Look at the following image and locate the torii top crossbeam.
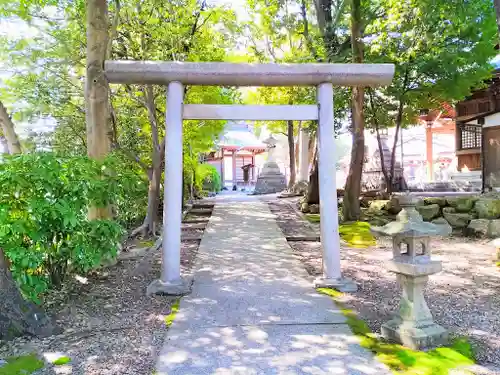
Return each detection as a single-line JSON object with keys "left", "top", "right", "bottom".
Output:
{"left": 104, "top": 60, "right": 394, "bottom": 87}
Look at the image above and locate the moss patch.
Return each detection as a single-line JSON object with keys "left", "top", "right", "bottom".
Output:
{"left": 0, "top": 354, "right": 44, "bottom": 375}
{"left": 164, "top": 299, "right": 180, "bottom": 328}
{"left": 317, "top": 288, "right": 475, "bottom": 374}
{"left": 338, "top": 222, "right": 376, "bottom": 248}
{"left": 139, "top": 239, "right": 156, "bottom": 248}
{"left": 304, "top": 218, "right": 376, "bottom": 248}
{"left": 305, "top": 213, "right": 320, "bottom": 223}
{"left": 51, "top": 356, "right": 71, "bottom": 366}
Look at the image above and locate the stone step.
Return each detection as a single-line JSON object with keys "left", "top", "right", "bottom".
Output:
{"left": 192, "top": 203, "right": 214, "bottom": 209}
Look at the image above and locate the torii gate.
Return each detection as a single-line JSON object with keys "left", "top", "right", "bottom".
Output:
{"left": 105, "top": 61, "right": 394, "bottom": 295}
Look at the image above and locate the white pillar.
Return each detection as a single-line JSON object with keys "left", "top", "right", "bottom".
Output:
{"left": 314, "top": 82, "right": 356, "bottom": 292}
{"left": 232, "top": 151, "right": 237, "bottom": 187}
{"left": 298, "top": 128, "right": 310, "bottom": 181}
{"left": 147, "top": 81, "right": 191, "bottom": 296}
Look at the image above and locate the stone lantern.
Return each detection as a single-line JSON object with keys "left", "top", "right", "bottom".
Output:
{"left": 371, "top": 193, "right": 452, "bottom": 350}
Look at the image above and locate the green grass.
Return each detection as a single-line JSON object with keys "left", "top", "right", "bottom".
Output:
{"left": 164, "top": 299, "right": 180, "bottom": 327}
{"left": 317, "top": 288, "right": 475, "bottom": 374}
{"left": 304, "top": 218, "right": 376, "bottom": 248}
{"left": 0, "top": 354, "right": 44, "bottom": 375}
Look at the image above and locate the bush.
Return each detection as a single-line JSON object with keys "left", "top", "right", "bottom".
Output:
{"left": 196, "top": 164, "right": 221, "bottom": 193}
{"left": 103, "top": 154, "right": 149, "bottom": 228}
{"left": 0, "top": 153, "right": 124, "bottom": 301}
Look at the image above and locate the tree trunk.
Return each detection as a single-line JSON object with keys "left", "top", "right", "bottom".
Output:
{"left": 375, "top": 125, "right": 392, "bottom": 194}
{"left": 141, "top": 163, "right": 161, "bottom": 236}
{"left": 0, "top": 101, "right": 22, "bottom": 154}
{"left": 0, "top": 251, "right": 58, "bottom": 340}
{"left": 308, "top": 135, "right": 316, "bottom": 166}
{"left": 287, "top": 120, "right": 296, "bottom": 189}
{"left": 86, "top": 0, "right": 111, "bottom": 220}
{"left": 306, "top": 141, "right": 319, "bottom": 204}
{"left": 342, "top": 0, "right": 364, "bottom": 222}
{"left": 369, "top": 89, "right": 392, "bottom": 193}
{"left": 389, "top": 120, "right": 403, "bottom": 193}
{"left": 0, "top": 106, "right": 58, "bottom": 339}
{"left": 495, "top": 0, "right": 500, "bottom": 38}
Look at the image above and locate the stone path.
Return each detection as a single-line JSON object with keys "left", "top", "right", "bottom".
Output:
{"left": 156, "top": 196, "right": 390, "bottom": 374}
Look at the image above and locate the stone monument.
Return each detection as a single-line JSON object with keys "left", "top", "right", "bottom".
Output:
{"left": 371, "top": 193, "right": 451, "bottom": 350}
{"left": 253, "top": 135, "right": 286, "bottom": 195}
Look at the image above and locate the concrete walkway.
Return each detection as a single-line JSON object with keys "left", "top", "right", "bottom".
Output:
{"left": 156, "top": 196, "right": 390, "bottom": 374}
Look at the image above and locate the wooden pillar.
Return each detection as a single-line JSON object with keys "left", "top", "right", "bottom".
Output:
{"left": 426, "top": 124, "right": 433, "bottom": 181}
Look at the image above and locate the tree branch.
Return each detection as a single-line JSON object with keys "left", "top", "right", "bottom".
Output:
{"left": 111, "top": 141, "right": 151, "bottom": 176}
{"left": 300, "top": 0, "right": 321, "bottom": 61}
{"left": 145, "top": 85, "right": 160, "bottom": 152}
{"left": 106, "top": 0, "right": 121, "bottom": 60}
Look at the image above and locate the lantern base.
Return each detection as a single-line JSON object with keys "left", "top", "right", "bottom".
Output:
{"left": 381, "top": 318, "right": 448, "bottom": 350}
{"left": 314, "top": 277, "right": 358, "bottom": 292}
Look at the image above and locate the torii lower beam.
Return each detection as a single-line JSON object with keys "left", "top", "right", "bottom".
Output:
{"left": 104, "top": 61, "right": 395, "bottom": 296}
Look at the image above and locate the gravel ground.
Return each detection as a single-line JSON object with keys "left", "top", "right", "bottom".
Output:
{"left": 270, "top": 197, "right": 500, "bottom": 370}
{"left": 0, "top": 209, "right": 210, "bottom": 374}
{"left": 268, "top": 200, "right": 320, "bottom": 238}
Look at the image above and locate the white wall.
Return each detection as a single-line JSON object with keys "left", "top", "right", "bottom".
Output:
{"left": 484, "top": 112, "right": 500, "bottom": 128}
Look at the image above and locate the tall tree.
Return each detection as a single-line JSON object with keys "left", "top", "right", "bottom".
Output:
{"left": 342, "top": 0, "right": 364, "bottom": 221}
{"left": 1, "top": 0, "right": 238, "bottom": 235}
{"left": 112, "top": 0, "right": 237, "bottom": 236}
{"left": 86, "top": 0, "right": 111, "bottom": 219}
{"left": 0, "top": 101, "right": 22, "bottom": 154}
{"left": 244, "top": 0, "right": 318, "bottom": 190}
{"left": 494, "top": 0, "right": 500, "bottom": 38}
{"left": 364, "top": 0, "right": 496, "bottom": 192}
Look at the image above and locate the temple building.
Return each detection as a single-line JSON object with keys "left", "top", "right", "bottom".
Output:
{"left": 203, "top": 121, "right": 267, "bottom": 189}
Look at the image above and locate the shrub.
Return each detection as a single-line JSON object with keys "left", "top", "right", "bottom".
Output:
{"left": 0, "top": 152, "right": 124, "bottom": 301}
{"left": 196, "top": 164, "right": 221, "bottom": 193}
{"left": 103, "top": 154, "right": 149, "bottom": 228}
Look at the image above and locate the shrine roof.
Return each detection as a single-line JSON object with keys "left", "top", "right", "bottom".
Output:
{"left": 216, "top": 121, "right": 267, "bottom": 150}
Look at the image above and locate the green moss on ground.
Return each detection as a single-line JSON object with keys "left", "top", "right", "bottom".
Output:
{"left": 338, "top": 222, "right": 376, "bottom": 248}
{"left": 305, "top": 213, "right": 321, "bottom": 223}
{"left": 305, "top": 218, "right": 376, "bottom": 248}
{"left": 51, "top": 356, "right": 71, "bottom": 366}
{"left": 317, "top": 288, "right": 475, "bottom": 374}
{"left": 139, "top": 239, "right": 156, "bottom": 248}
{"left": 0, "top": 354, "right": 44, "bottom": 375}
{"left": 164, "top": 299, "right": 180, "bottom": 328}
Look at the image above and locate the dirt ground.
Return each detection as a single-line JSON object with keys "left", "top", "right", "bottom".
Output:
{"left": 0, "top": 207, "right": 210, "bottom": 375}
{"left": 270, "top": 197, "right": 500, "bottom": 370}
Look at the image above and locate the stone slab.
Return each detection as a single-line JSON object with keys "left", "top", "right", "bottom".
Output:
{"left": 157, "top": 324, "right": 389, "bottom": 375}
{"left": 105, "top": 60, "right": 395, "bottom": 87}
{"left": 156, "top": 198, "right": 390, "bottom": 374}
{"left": 381, "top": 319, "right": 448, "bottom": 350}
{"left": 174, "top": 282, "right": 346, "bottom": 329}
